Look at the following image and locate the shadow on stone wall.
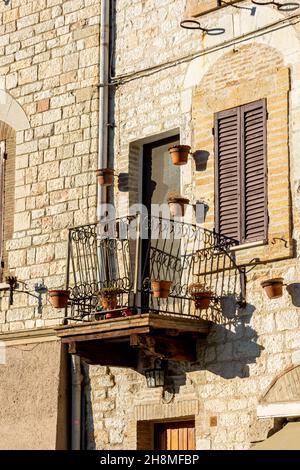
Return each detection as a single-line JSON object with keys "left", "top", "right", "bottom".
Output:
{"left": 196, "top": 302, "right": 262, "bottom": 380}
{"left": 118, "top": 172, "right": 129, "bottom": 192}
{"left": 193, "top": 150, "right": 210, "bottom": 171}
{"left": 161, "top": 302, "right": 262, "bottom": 393}
{"left": 286, "top": 283, "right": 300, "bottom": 307}
{"left": 200, "top": 326, "right": 262, "bottom": 379}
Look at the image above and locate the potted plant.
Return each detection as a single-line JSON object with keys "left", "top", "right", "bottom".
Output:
{"left": 151, "top": 280, "right": 172, "bottom": 299}
{"left": 168, "top": 144, "right": 191, "bottom": 166}
{"left": 188, "top": 282, "right": 213, "bottom": 310}
{"left": 96, "top": 168, "right": 114, "bottom": 186}
{"left": 121, "top": 307, "right": 134, "bottom": 317}
{"left": 48, "top": 289, "right": 70, "bottom": 308}
{"left": 167, "top": 192, "right": 190, "bottom": 217}
{"left": 261, "top": 277, "right": 284, "bottom": 299}
{"left": 98, "top": 287, "right": 123, "bottom": 318}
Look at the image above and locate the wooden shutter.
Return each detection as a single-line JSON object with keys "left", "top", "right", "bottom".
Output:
{"left": 241, "top": 99, "right": 267, "bottom": 243}
{"left": 215, "top": 100, "right": 267, "bottom": 244}
{"left": 215, "top": 107, "right": 240, "bottom": 241}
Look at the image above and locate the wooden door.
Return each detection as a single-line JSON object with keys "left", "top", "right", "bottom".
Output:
{"left": 154, "top": 421, "right": 195, "bottom": 450}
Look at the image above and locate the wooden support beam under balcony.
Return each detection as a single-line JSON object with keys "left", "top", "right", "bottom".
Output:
{"left": 55, "top": 313, "right": 211, "bottom": 366}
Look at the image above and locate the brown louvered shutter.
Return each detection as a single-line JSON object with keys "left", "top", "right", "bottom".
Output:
{"left": 215, "top": 107, "right": 241, "bottom": 241}
{"left": 241, "top": 99, "right": 267, "bottom": 243}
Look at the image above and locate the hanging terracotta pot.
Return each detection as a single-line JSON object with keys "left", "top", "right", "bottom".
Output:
{"left": 151, "top": 280, "right": 172, "bottom": 299}
{"left": 167, "top": 194, "right": 190, "bottom": 217}
{"left": 261, "top": 278, "right": 284, "bottom": 299}
{"left": 48, "top": 289, "right": 70, "bottom": 308}
{"left": 96, "top": 168, "right": 114, "bottom": 186}
{"left": 188, "top": 283, "right": 213, "bottom": 310}
{"left": 168, "top": 144, "right": 191, "bottom": 166}
{"left": 191, "top": 292, "right": 212, "bottom": 310}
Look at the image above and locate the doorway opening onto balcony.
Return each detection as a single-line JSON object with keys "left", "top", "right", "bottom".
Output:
{"left": 141, "top": 134, "right": 180, "bottom": 214}
{"left": 140, "top": 134, "right": 180, "bottom": 313}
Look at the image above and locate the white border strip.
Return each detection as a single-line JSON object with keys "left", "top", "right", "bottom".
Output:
{"left": 257, "top": 402, "right": 300, "bottom": 419}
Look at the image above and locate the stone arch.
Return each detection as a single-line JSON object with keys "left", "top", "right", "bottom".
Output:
{"left": 260, "top": 364, "right": 300, "bottom": 404}
{"left": 182, "top": 6, "right": 300, "bottom": 111}
{"left": 199, "top": 42, "right": 283, "bottom": 95}
{"left": 0, "top": 89, "right": 29, "bottom": 131}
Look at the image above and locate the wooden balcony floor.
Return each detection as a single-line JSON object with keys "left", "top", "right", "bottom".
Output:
{"left": 55, "top": 313, "right": 211, "bottom": 367}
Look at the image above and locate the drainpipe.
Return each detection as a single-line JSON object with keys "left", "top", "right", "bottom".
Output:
{"left": 71, "top": 355, "right": 82, "bottom": 450}
{"left": 98, "top": 0, "right": 110, "bottom": 214}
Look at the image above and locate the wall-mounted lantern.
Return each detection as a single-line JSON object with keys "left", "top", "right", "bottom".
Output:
{"left": 4, "top": 276, "right": 48, "bottom": 314}
{"left": 145, "top": 359, "right": 165, "bottom": 388}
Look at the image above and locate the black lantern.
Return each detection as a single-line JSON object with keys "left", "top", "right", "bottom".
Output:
{"left": 145, "top": 360, "right": 165, "bottom": 388}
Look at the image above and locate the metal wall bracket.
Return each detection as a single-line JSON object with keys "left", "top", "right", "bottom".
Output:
{"left": 5, "top": 276, "right": 48, "bottom": 314}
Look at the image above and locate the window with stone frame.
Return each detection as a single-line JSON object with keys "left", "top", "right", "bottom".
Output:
{"left": 214, "top": 99, "right": 268, "bottom": 244}
{"left": 0, "top": 122, "right": 16, "bottom": 281}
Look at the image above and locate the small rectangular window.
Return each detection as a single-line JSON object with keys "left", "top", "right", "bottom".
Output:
{"left": 214, "top": 99, "right": 268, "bottom": 244}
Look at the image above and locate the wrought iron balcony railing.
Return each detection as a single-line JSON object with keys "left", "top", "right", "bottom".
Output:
{"left": 65, "top": 215, "right": 245, "bottom": 324}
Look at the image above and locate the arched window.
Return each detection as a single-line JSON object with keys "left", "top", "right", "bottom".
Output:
{"left": 0, "top": 121, "right": 15, "bottom": 281}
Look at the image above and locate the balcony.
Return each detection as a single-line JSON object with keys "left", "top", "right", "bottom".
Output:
{"left": 55, "top": 215, "right": 245, "bottom": 366}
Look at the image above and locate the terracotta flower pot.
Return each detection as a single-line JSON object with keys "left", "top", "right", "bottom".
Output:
{"left": 96, "top": 168, "right": 114, "bottom": 186}
{"left": 169, "top": 145, "right": 191, "bottom": 166}
{"left": 122, "top": 308, "right": 133, "bottom": 317}
{"left": 100, "top": 294, "right": 118, "bottom": 311}
{"left": 261, "top": 278, "right": 284, "bottom": 299}
{"left": 191, "top": 291, "right": 212, "bottom": 310}
{"left": 105, "top": 311, "right": 121, "bottom": 319}
{"left": 48, "top": 289, "right": 70, "bottom": 308}
{"left": 168, "top": 197, "right": 190, "bottom": 217}
{"left": 102, "top": 295, "right": 121, "bottom": 319}
{"left": 151, "top": 280, "right": 172, "bottom": 299}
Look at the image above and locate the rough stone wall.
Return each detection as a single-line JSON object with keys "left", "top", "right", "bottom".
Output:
{"left": 84, "top": 1, "right": 300, "bottom": 451}
{"left": 0, "top": 0, "right": 101, "bottom": 331}
{"left": 1, "top": 0, "right": 300, "bottom": 451}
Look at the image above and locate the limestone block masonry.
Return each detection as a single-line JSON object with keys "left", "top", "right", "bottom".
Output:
{"left": 0, "top": 0, "right": 300, "bottom": 451}
{"left": 0, "top": 0, "right": 100, "bottom": 331}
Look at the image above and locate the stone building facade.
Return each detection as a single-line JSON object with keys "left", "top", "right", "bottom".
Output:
{"left": 1, "top": 0, "right": 300, "bottom": 450}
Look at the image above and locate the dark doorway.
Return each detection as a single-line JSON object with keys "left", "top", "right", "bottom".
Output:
{"left": 141, "top": 135, "right": 180, "bottom": 312}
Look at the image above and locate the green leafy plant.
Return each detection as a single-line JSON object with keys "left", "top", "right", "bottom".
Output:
{"left": 167, "top": 191, "right": 189, "bottom": 202}
{"left": 188, "top": 282, "right": 208, "bottom": 294}
{"left": 98, "top": 287, "right": 123, "bottom": 296}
